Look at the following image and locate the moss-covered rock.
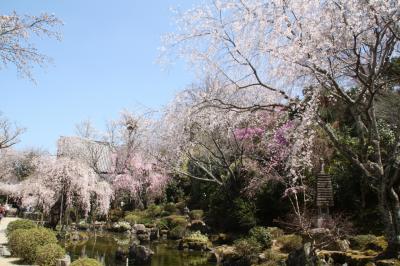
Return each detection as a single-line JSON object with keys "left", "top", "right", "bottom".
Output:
{"left": 179, "top": 231, "right": 211, "bottom": 251}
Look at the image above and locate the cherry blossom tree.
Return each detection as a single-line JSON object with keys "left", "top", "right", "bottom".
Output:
{"left": 108, "top": 111, "right": 170, "bottom": 209}
{"left": 0, "top": 11, "right": 61, "bottom": 80}
{"left": 0, "top": 114, "right": 25, "bottom": 150}
{"left": 164, "top": 0, "right": 400, "bottom": 252}
{"left": 15, "top": 156, "right": 112, "bottom": 226}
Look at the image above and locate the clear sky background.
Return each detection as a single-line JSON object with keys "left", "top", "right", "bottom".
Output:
{"left": 1, "top": 0, "right": 197, "bottom": 153}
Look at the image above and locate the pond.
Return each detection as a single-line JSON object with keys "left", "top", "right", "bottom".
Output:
{"left": 62, "top": 232, "right": 216, "bottom": 266}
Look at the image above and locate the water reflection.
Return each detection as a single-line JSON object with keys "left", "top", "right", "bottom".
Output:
{"left": 63, "top": 232, "right": 215, "bottom": 266}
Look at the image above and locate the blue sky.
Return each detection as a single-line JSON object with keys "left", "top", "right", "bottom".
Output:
{"left": 1, "top": 0, "right": 197, "bottom": 153}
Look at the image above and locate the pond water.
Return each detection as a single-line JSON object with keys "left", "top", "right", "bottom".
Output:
{"left": 62, "top": 232, "right": 215, "bottom": 266}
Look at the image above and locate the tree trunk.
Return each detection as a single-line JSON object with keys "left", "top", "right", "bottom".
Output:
{"left": 379, "top": 167, "right": 400, "bottom": 257}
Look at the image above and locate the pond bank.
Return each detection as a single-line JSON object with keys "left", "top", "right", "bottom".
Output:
{"left": 62, "top": 231, "right": 214, "bottom": 266}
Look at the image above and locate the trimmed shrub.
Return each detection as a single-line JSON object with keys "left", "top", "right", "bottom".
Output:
{"left": 147, "top": 204, "right": 162, "bottom": 217}
{"left": 350, "top": 235, "right": 388, "bottom": 251}
{"left": 163, "top": 202, "right": 178, "bottom": 214}
{"left": 277, "top": 234, "right": 303, "bottom": 253}
{"left": 160, "top": 211, "right": 170, "bottom": 217}
{"left": 169, "top": 225, "right": 186, "bottom": 239}
{"left": 70, "top": 258, "right": 102, "bottom": 266}
{"left": 162, "top": 215, "right": 188, "bottom": 228}
{"left": 8, "top": 227, "right": 58, "bottom": 263}
{"left": 249, "top": 226, "right": 272, "bottom": 249}
{"left": 124, "top": 214, "right": 140, "bottom": 225}
{"left": 124, "top": 211, "right": 152, "bottom": 225}
{"left": 189, "top": 210, "right": 204, "bottom": 220}
{"left": 35, "top": 243, "right": 65, "bottom": 266}
{"left": 6, "top": 219, "right": 36, "bottom": 236}
{"left": 233, "top": 238, "right": 262, "bottom": 265}
{"left": 180, "top": 231, "right": 210, "bottom": 251}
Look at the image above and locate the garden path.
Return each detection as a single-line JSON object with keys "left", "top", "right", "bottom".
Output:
{"left": 0, "top": 217, "right": 28, "bottom": 266}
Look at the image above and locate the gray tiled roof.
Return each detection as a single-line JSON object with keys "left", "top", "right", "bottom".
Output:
{"left": 57, "top": 136, "right": 113, "bottom": 174}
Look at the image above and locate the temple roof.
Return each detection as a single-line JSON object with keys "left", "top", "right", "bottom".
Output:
{"left": 57, "top": 136, "right": 113, "bottom": 174}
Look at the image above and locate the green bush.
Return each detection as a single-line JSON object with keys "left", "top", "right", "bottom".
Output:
{"left": 160, "top": 210, "right": 171, "bottom": 217}
{"left": 233, "top": 238, "right": 262, "bottom": 265}
{"left": 163, "top": 203, "right": 177, "bottom": 214}
{"left": 169, "top": 225, "right": 186, "bottom": 239}
{"left": 232, "top": 198, "right": 257, "bottom": 230}
{"left": 35, "top": 243, "right": 65, "bottom": 266}
{"left": 155, "top": 219, "right": 169, "bottom": 230}
{"left": 124, "top": 210, "right": 153, "bottom": 225}
{"left": 162, "top": 215, "right": 188, "bottom": 228}
{"left": 6, "top": 219, "right": 36, "bottom": 236}
{"left": 147, "top": 204, "right": 162, "bottom": 217}
{"left": 189, "top": 209, "right": 204, "bottom": 220}
{"left": 180, "top": 231, "right": 210, "bottom": 251}
{"left": 8, "top": 227, "right": 58, "bottom": 263}
{"left": 70, "top": 258, "right": 102, "bottom": 266}
{"left": 249, "top": 226, "right": 272, "bottom": 248}
{"left": 350, "top": 235, "right": 388, "bottom": 251}
{"left": 277, "top": 234, "right": 303, "bottom": 253}
{"left": 124, "top": 214, "right": 140, "bottom": 225}
{"left": 175, "top": 201, "right": 186, "bottom": 213}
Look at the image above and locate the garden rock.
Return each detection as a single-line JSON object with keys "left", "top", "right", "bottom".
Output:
{"left": 129, "top": 243, "right": 154, "bottom": 264}
{"left": 133, "top": 224, "right": 146, "bottom": 233}
{"left": 286, "top": 242, "right": 314, "bottom": 266}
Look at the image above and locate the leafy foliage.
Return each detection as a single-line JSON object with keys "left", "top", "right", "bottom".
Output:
{"left": 6, "top": 219, "right": 36, "bottom": 237}
{"left": 8, "top": 227, "right": 58, "bottom": 263}
{"left": 70, "top": 258, "right": 102, "bottom": 266}
{"left": 35, "top": 243, "right": 65, "bottom": 266}
{"left": 248, "top": 226, "right": 272, "bottom": 249}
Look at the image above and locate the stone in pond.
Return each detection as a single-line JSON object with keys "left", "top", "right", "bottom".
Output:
{"left": 129, "top": 243, "right": 154, "bottom": 264}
